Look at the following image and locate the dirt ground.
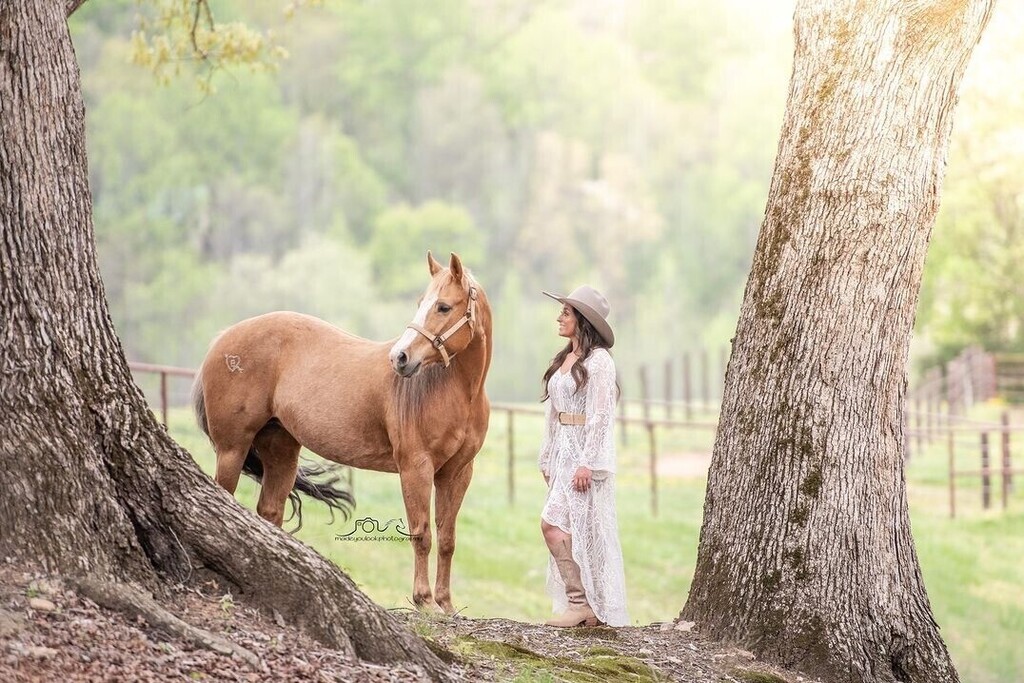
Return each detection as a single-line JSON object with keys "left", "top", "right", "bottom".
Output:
{"left": 0, "top": 564, "right": 817, "bottom": 682}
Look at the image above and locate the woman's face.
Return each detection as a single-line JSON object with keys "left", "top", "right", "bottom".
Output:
{"left": 557, "top": 305, "right": 577, "bottom": 340}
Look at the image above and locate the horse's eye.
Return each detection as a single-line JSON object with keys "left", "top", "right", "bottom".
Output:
{"left": 437, "top": 303, "right": 452, "bottom": 314}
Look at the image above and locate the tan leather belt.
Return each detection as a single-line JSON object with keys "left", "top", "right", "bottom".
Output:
{"left": 557, "top": 412, "right": 586, "bottom": 426}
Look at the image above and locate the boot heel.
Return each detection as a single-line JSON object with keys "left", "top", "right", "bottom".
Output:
{"left": 581, "top": 616, "right": 599, "bottom": 627}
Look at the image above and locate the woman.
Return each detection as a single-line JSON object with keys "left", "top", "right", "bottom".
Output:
{"left": 538, "top": 285, "right": 629, "bottom": 628}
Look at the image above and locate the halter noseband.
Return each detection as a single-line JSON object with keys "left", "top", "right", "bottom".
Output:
{"left": 405, "top": 286, "right": 478, "bottom": 368}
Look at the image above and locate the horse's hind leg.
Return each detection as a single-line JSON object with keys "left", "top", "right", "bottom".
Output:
{"left": 253, "top": 424, "right": 301, "bottom": 528}
{"left": 214, "top": 443, "right": 251, "bottom": 495}
{"left": 433, "top": 455, "right": 475, "bottom": 614}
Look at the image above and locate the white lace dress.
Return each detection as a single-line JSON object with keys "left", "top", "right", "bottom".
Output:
{"left": 538, "top": 347, "right": 629, "bottom": 626}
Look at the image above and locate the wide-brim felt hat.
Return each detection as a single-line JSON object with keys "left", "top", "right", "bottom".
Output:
{"left": 542, "top": 284, "right": 615, "bottom": 348}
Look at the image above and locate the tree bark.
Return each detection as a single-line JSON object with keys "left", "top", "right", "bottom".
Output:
{"left": 680, "top": 2, "right": 993, "bottom": 682}
{"left": 0, "top": 2, "right": 446, "bottom": 678}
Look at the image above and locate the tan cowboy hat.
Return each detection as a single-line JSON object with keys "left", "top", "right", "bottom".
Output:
{"left": 542, "top": 285, "right": 615, "bottom": 348}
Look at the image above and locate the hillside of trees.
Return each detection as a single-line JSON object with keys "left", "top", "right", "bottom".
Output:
{"left": 69, "top": 0, "right": 1024, "bottom": 399}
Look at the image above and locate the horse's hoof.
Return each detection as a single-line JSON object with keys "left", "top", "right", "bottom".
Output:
{"left": 413, "top": 598, "right": 443, "bottom": 614}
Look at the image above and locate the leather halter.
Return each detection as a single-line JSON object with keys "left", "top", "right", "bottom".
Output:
{"left": 406, "top": 286, "right": 478, "bottom": 368}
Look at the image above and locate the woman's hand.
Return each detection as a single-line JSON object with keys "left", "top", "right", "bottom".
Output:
{"left": 573, "top": 466, "right": 592, "bottom": 492}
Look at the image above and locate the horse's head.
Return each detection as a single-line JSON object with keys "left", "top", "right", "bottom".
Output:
{"left": 389, "top": 251, "right": 480, "bottom": 377}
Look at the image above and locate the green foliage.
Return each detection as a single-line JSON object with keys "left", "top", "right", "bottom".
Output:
{"left": 369, "top": 202, "right": 483, "bottom": 297}
{"left": 329, "top": 0, "right": 469, "bottom": 191}
{"left": 129, "top": 0, "right": 290, "bottom": 90}
{"left": 69, "top": 0, "right": 795, "bottom": 394}
{"left": 71, "top": 0, "right": 1024, "bottom": 397}
{"left": 625, "top": 0, "right": 734, "bottom": 103}
{"left": 480, "top": 6, "right": 626, "bottom": 138}
{"left": 917, "top": 3, "right": 1024, "bottom": 365}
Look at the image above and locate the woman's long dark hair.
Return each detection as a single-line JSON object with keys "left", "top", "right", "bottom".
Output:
{"left": 541, "top": 308, "right": 619, "bottom": 401}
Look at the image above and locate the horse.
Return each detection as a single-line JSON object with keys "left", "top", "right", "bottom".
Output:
{"left": 191, "top": 251, "right": 492, "bottom": 613}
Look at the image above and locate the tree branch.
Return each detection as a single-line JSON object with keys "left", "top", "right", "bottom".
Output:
{"left": 190, "top": 0, "right": 215, "bottom": 59}
{"left": 66, "top": 0, "right": 90, "bottom": 18}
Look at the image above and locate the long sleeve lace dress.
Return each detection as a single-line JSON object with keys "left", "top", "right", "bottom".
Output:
{"left": 538, "top": 347, "right": 629, "bottom": 626}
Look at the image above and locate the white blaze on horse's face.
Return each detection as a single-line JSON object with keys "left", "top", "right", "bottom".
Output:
{"left": 389, "top": 289, "right": 439, "bottom": 377}
{"left": 391, "top": 252, "right": 477, "bottom": 377}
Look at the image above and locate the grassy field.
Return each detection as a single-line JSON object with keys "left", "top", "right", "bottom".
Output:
{"left": 166, "top": 401, "right": 1023, "bottom": 683}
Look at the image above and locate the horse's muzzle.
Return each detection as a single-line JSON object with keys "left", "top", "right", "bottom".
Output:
{"left": 394, "top": 359, "right": 421, "bottom": 378}
{"left": 390, "top": 348, "right": 420, "bottom": 377}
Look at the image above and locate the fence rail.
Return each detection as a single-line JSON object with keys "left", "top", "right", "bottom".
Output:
{"left": 130, "top": 344, "right": 1024, "bottom": 520}
{"left": 130, "top": 362, "right": 720, "bottom": 517}
{"left": 944, "top": 421, "right": 1023, "bottom": 518}
{"left": 131, "top": 362, "right": 195, "bottom": 426}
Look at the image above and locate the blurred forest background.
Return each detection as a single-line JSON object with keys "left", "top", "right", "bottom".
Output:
{"left": 68, "top": 0, "right": 1024, "bottom": 401}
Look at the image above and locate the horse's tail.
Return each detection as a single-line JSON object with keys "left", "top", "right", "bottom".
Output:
{"left": 191, "top": 367, "right": 210, "bottom": 438}
{"left": 240, "top": 447, "right": 355, "bottom": 533}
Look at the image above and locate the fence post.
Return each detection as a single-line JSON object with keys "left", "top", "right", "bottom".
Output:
{"left": 925, "top": 380, "right": 934, "bottom": 443}
{"left": 986, "top": 351, "right": 998, "bottom": 401}
{"left": 160, "top": 371, "right": 169, "bottom": 426}
{"left": 508, "top": 409, "right": 515, "bottom": 506}
{"left": 903, "top": 406, "right": 911, "bottom": 462}
{"left": 948, "top": 427, "right": 955, "bottom": 519}
{"left": 963, "top": 350, "right": 975, "bottom": 411}
{"left": 700, "top": 348, "right": 710, "bottom": 413}
{"left": 682, "top": 353, "right": 693, "bottom": 421}
{"left": 639, "top": 365, "right": 658, "bottom": 516}
{"left": 946, "top": 359, "right": 958, "bottom": 417}
{"left": 914, "top": 397, "right": 923, "bottom": 454}
{"left": 981, "top": 432, "right": 991, "bottom": 510}
{"left": 940, "top": 365, "right": 950, "bottom": 432}
{"left": 1001, "top": 412, "right": 1011, "bottom": 508}
{"left": 664, "top": 359, "right": 673, "bottom": 420}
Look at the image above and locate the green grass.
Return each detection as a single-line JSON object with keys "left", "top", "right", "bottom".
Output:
{"left": 905, "top": 400, "right": 1024, "bottom": 683}
{"left": 166, "top": 401, "right": 1024, "bottom": 683}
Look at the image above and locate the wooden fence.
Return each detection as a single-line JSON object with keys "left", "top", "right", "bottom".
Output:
{"left": 902, "top": 412, "right": 1024, "bottom": 518}
{"left": 129, "top": 361, "right": 196, "bottom": 426}
{"left": 905, "top": 346, "right": 1024, "bottom": 516}
{"left": 993, "top": 354, "right": 1024, "bottom": 403}
{"left": 129, "top": 362, "right": 720, "bottom": 518}
{"left": 623, "top": 348, "right": 729, "bottom": 421}
{"left": 131, "top": 343, "right": 1024, "bottom": 521}
{"left": 489, "top": 401, "right": 717, "bottom": 516}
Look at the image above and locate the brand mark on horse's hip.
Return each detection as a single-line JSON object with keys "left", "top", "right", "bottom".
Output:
{"left": 224, "top": 354, "right": 244, "bottom": 373}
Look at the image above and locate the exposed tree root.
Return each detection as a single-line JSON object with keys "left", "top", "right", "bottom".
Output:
{"left": 73, "top": 577, "right": 263, "bottom": 671}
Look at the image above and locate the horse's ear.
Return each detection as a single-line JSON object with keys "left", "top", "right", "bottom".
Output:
{"left": 427, "top": 251, "right": 444, "bottom": 276}
{"left": 449, "top": 253, "right": 464, "bottom": 282}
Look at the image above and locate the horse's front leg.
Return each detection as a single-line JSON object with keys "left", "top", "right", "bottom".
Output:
{"left": 398, "top": 454, "right": 439, "bottom": 611}
{"left": 433, "top": 456, "right": 474, "bottom": 614}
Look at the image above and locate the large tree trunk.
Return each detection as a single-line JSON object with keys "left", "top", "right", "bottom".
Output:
{"left": 0, "top": 2, "right": 445, "bottom": 678}
{"left": 680, "top": 2, "right": 993, "bottom": 682}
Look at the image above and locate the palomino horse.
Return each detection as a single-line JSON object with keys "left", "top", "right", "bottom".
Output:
{"left": 191, "top": 252, "right": 492, "bottom": 612}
